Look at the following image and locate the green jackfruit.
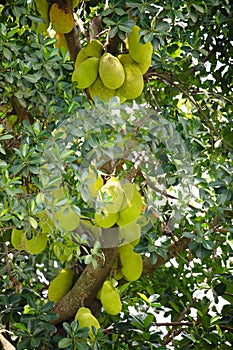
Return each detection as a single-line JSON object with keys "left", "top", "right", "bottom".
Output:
{"left": 48, "top": 267, "right": 74, "bottom": 303}
{"left": 95, "top": 211, "right": 118, "bottom": 229}
{"left": 118, "top": 52, "right": 151, "bottom": 76}
{"left": 100, "top": 280, "right": 122, "bottom": 315}
{"left": 118, "top": 243, "right": 142, "bottom": 281}
{"left": 75, "top": 307, "right": 100, "bottom": 341}
{"left": 99, "top": 53, "right": 125, "bottom": 89}
{"left": 11, "top": 228, "right": 26, "bottom": 250}
{"left": 85, "top": 39, "right": 103, "bottom": 58}
{"left": 25, "top": 232, "right": 47, "bottom": 254}
{"left": 89, "top": 76, "right": 116, "bottom": 102}
{"left": 75, "top": 48, "right": 89, "bottom": 68}
{"left": 54, "top": 205, "right": 80, "bottom": 232}
{"left": 117, "top": 183, "right": 143, "bottom": 226}
{"left": 119, "top": 220, "right": 141, "bottom": 246}
{"left": 117, "top": 63, "right": 144, "bottom": 100}
{"left": 49, "top": 3, "right": 74, "bottom": 34}
{"left": 127, "top": 25, "right": 153, "bottom": 64}
{"left": 72, "top": 57, "right": 99, "bottom": 89}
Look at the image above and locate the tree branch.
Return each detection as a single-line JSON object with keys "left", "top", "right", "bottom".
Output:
{"left": 51, "top": 247, "right": 118, "bottom": 325}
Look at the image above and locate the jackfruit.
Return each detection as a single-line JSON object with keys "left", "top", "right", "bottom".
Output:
{"left": 54, "top": 32, "right": 68, "bottom": 51}
{"left": 127, "top": 25, "right": 153, "bottom": 64}
{"left": 75, "top": 307, "right": 100, "bottom": 341}
{"left": 95, "top": 211, "right": 118, "bottom": 229}
{"left": 25, "top": 232, "right": 47, "bottom": 254}
{"left": 89, "top": 77, "right": 116, "bottom": 102}
{"left": 11, "top": 228, "right": 26, "bottom": 250}
{"left": 36, "top": 210, "right": 54, "bottom": 234}
{"left": 54, "top": 205, "right": 80, "bottom": 231}
{"left": 97, "top": 177, "right": 124, "bottom": 213}
{"left": 48, "top": 267, "right": 74, "bottom": 303}
{"left": 118, "top": 243, "right": 142, "bottom": 281}
{"left": 87, "top": 167, "right": 104, "bottom": 197}
{"left": 118, "top": 53, "right": 134, "bottom": 66}
{"left": 100, "top": 280, "right": 122, "bottom": 315}
{"left": 136, "top": 59, "right": 151, "bottom": 74}
{"left": 117, "top": 63, "right": 144, "bottom": 100}
{"left": 119, "top": 220, "right": 141, "bottom": 246}
{"left": 33, "top": 0, "right": 49, "bottom": 34}
{"left": 85, "top": 39, "right": 103, "bottom": 58}
{"left": 75, "top": 48, "right": 89, "bottom": 68}
{"left": 49, "top": 3, "right": 74, "bottom": 34}
{"left": 117, "top": 183, "right": 143, "bottom": 226}
{"left": 99, "top": 53, "right": 125, "bottom": 89}
{"left": 72, "top": 57, "right": 99, "bottom": 89}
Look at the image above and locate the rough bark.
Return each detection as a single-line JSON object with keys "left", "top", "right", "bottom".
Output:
{"left": 51, "top": 246, "right": 118, "bottom": 325}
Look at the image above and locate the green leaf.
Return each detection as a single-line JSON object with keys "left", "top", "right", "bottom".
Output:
{"left": 58, "top": 338, "right": 73, "bottom": 348}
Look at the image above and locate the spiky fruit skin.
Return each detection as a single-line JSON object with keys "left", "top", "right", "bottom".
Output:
{"left": 127, "top": 25, "right": 153, "bottom": 64}
{"left": 118, "top": 243, "right": 142, "bottom": 281}
{"left": 75, "top": 307, "right": 100, "bottom": 341}
{"left": 49, "top": 3, "right": 74, "bottom": 34}
{"left": 117, "top": 183, "right": 143, "bottom": 226}
{"left": 117, "top": 63, "right": 144, "bottom": 100}
{"left": 25, "top": 232, "right": 47, "bottom": 254}
{"left": 99, "top": 53, "right": 125, "bottom": 89}
{"left": 119, "top": 220, "right": 141, "bottom": 246}
{"left": 11, "top": 229, "right": 26, "bottom": 250}
{"left": 89, "top": 76, "right": 116, "bottom": 102}
{"left": 48, "top": 268, "right": 74, "bottom": 303}
{"left": 72, "top": 57, "right": 99, "bottom": 89}
{"left": 100, "top": 281, "right": 122, "bottom": 315}
{"left": 54, "top": 206, "right": 80, "bottom": 231}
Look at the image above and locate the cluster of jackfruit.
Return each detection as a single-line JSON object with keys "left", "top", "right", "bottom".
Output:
{"left": 72, "top": 25, "right": 153, "bottom": 102}
{"left": 11, "top": 210, "right": 53, "bottom": 255}
{"left": 94, "top": 176, "right": 143, "bottom": 229}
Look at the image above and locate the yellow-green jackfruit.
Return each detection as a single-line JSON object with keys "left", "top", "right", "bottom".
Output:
{"left": 118, "top": 243, "right": 142, "bottom": 281}
{"left": 127, "top": 25, "right": 153, "bottom": 64}
{"left": 117, "top": 63, "right": 144, "bottom": 100}
{"left": 100, "top": 280, "right": 122, "bottom": 315}
{"left": 89, "top": 76, "right": 116, "bottom": 102}
{"left": 48, "top": 267, "right": 74, "bottom": 303}
{"left": 75, "top": 307, "right": 100, "bottom": 341}
{"left": 99, "top": 53, "right": 125, "bottom": 89}
{"left": 85, "top": 39, "right": 103, "bottom": 58}
{"left": 72, "top": 57, "right": 99, "bottom": 89}
{"left": 117, "top": 183, "right": 143, "bottom": 226}
{"left": 49, "top": 3, "right": 74, "bottom": 34}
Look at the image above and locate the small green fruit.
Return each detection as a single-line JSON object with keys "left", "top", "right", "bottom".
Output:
{"left": 118, "top": 243, "right": 142, "bottom": 281}
{"left": 72, "top": 57, "right": 99, "bottom": 89}
{"left": 100, "top": 280, "right": 122, "bottom": 315}
{"left": 75, "top": 307, "right": 100, "bottom": 341}
{"left": 99, "top": 53, "right": 125, "bottom": 89}
{"left": 48, "top": 267, "right": 74, "bottom": 303}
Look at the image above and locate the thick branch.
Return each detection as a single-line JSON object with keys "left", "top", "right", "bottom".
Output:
{"left": 51, "top": 247, "right": 118, "bottom": 325}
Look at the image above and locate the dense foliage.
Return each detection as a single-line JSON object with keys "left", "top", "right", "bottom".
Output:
{"left": 0, "top": 0, "right": 232, "bottom": 349}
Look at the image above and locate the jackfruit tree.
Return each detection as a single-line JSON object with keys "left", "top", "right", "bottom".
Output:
{"left": 0, "top": 1, "right": 233, "bottom": 349}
